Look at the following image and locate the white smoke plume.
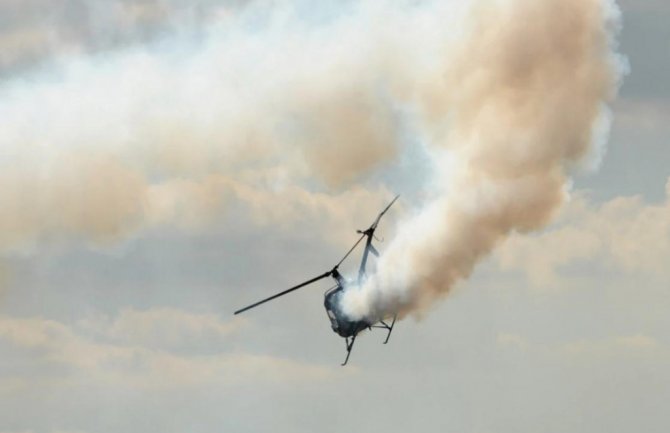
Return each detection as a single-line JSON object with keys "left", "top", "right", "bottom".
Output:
{"left": 341, "top": 0, "right": 626, "bottom": 321}
{"left": 0, "top": 0, "right": 624, "bottom": 318}
{"left": 0, "top": 0, "right": 415, "bottom": 250}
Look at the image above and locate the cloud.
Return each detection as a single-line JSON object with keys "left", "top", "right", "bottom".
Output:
{"left": 496, "top": 177, "right": 670, "bottom": 287}
{"left": 0, "top": 311, "right": 339, "bottom": 391}
{"left": 614, "top": 98, "right": 670, "bottom": 132}
{"left": 497, "top": 332, "right": 667, "bottom": 362}
{"left": 0, "top": 154, "right": 148, "bottom": 248}
{"left": 79, "top": 307, "right": 245, "bottom": 350}
{"left": 0, "top": 0, "right": 244, "bottom": 76}
{"left": 497, "top": 333, "right": 530, "bottom": 351}
{"left": 569, "top": 335, "right": 664, "bottom": 362}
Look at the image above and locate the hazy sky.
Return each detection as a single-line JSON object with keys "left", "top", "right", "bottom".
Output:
{"left": 0, "top": 1, "right": 668, "bottom": 433}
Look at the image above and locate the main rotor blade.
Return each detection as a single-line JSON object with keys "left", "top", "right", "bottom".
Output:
{"left": 234, "top": 271, "right": 332, "bottom": 315}
{"left": 371, "top": 195, "right": 399, "bottom": 230}
{"left": 336, "top": 233, "right": 366, "bottom": 268}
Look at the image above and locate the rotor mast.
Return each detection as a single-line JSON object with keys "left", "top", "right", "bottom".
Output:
{"left": 357, "top": 195, "right": 398, "bottom": 283}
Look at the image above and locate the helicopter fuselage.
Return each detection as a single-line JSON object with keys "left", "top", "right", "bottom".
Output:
{"left": 324, "top": 285, "right": 371, "bottom": 338}
{"left": 233, "top": 194, "right": 400, "bottom": 365}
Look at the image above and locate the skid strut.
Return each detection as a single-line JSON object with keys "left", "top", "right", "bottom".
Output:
{"left": 383, "top": 314, "right": 397, "bottom": 344}
{"left": 342, "top": 334, "right": 357, "bottom": 366}
{"left": 372, "top": 314, "right": 397, "bottom": 344}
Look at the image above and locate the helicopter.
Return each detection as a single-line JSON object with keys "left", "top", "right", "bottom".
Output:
{"left": 234, "top": 195, "right": 400, "bottom": 365}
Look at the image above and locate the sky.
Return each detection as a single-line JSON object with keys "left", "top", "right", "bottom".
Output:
{"left": 0, "top": 1, "right": 669, "bottom": 433}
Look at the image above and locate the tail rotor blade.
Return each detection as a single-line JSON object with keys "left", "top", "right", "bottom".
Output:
{"left": 234, "top": 271, "right": 332, "bottom": 315}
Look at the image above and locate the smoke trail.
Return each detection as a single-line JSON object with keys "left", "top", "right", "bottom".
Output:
{"left": 0, "top": 0, "right": 624, "bottom": 319}
{"left": 0, "top": 0, "right": 451, "bottom": 251}
{"left": 0, "top": 1, "right": 414, "bottom": 250}
{"left": 341, "top": 0, "right": 626, "bottom": 321}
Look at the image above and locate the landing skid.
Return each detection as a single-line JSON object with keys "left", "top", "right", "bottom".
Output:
{"left": 371, "top": 314, "right": 397, "bottom": 344}
{"left": 341, "top": 315, "right": 397, "bottom": 366}
{"left": 342, "top": 334, "right": 357, "bottom": 366}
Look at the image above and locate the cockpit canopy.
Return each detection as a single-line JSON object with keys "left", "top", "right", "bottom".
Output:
{"left": 324, "top": 285, "right": 370, "bottom": 338}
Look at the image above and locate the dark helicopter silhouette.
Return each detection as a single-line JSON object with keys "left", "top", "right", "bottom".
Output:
{"left": 234, "top": 195, "right": 399, "bottom": 365}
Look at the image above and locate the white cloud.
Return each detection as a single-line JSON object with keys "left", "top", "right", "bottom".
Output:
{"left": 558, "top": 334, "right": 665, "bottom": 365}
{"left": 496, "top": 333, "right": 530, "bottom": 351}
{"left": 0, "top": 311, "right": 340, "bottom": 391}
{"left": 614, "top": 98, "right": 670, "bottom": 132}
{"left": 497, "top": 332, "right": 667, "bottom": 361}
{"left": 496, "top": 177, "right": 670, "bottom": 287}
{"left": 76, "top": 306, "right": 246, "bottom": 350}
